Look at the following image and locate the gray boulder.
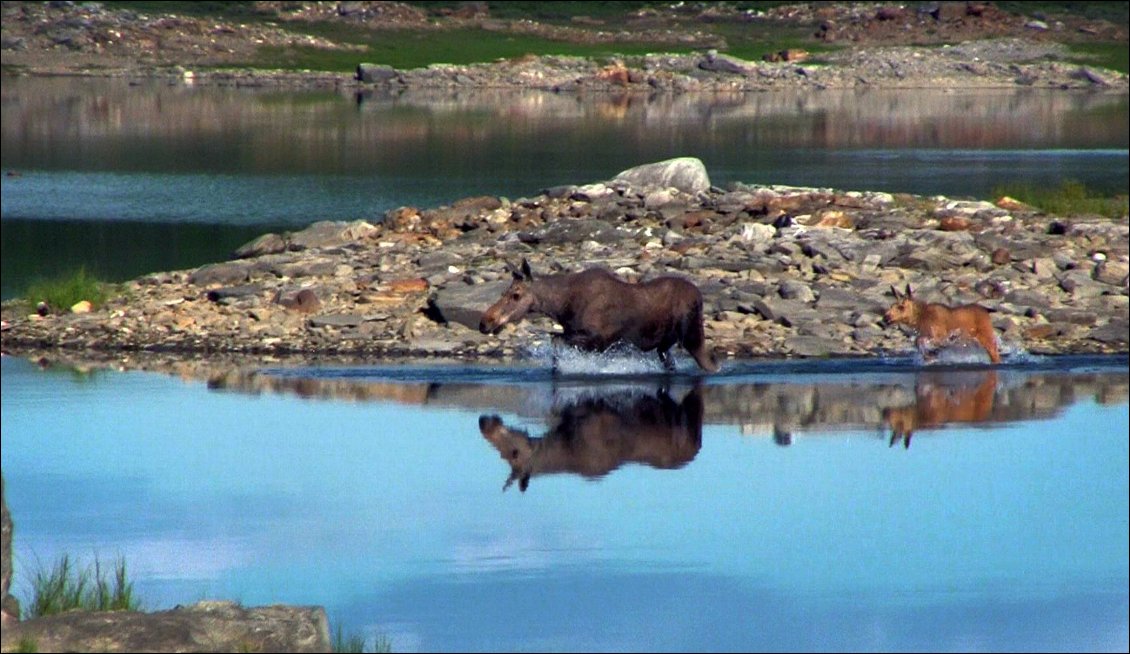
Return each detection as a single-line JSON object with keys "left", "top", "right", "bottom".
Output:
{"left": 610, "top": 157, "right": 711, "bottom": 195}
{"left": 356, "top": 63, "right": 401, "bottom": 83}
{"left": 188, "top": 262, "right": 251, "bottom": 287}
{"left": 288, "top": 220, "right": 377, "bottom": 251}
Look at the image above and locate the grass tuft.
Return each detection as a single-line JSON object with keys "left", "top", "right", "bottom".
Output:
{"left": 23, "top": 554, "right": 140, "bottom": 619}
{"left": 22, "top": 268, "right": 110, "bottom": 314}
{"left": 332, "top": 623, "right": 393, "bottom": 653}
{"left": 992, "top": 179, "right": 1129, "bottom": 219}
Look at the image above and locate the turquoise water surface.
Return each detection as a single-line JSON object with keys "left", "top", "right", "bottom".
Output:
{"left": 2, "top": 354, "right": 1127, "bottom": 651}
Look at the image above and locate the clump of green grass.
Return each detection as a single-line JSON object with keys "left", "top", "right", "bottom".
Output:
{"left": 1065, "top": 41, "right": 1130, "bottom": 75}
{"left": 332, "top": 623, "right": 393, "bottom": 653}
{"left": 991, "top": 179, "right": 1129, "bottom": 219}
{"left": 22, "top": 268, "right": 110, "bottom": 314}
{"left": 23, "top": 554, "right": 140, "bottom": 619}
{"left": 13, "top": 636, "right": 39, "bottom": 653}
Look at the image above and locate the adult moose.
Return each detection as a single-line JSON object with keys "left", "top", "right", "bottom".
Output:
{"left": 882, "top": 284, "right": 1001, "bottom": 364}
{"left": 479, "top": 260, "right": 719, "bottom": 372}
{"left": 478, "top": 385, "right": 704, "bottom": 492}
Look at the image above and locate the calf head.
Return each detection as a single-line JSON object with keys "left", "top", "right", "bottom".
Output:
{"left": 882, "top": 284, "right": 920, "bottom": 327}
{"left": 479, "top": 259, "right": 536, "bottom": 335}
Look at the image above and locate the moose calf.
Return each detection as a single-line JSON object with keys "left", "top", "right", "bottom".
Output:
{"left": 882, "top": 284, "right": 1001, "bottom": 364}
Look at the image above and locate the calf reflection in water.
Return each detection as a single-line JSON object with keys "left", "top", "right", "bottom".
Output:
{"left": 882, "top": 370, "right": 999, "bottom": 448}
{"left": 478, "top": 385, "right": 704, "bottom": 492}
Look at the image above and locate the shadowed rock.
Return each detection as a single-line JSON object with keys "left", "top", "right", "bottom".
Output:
{"left": 1, "top": 476, "right": 17, "bottom": 627}
{"left": 429, "top": 280, "right": 511, "bottom": 331}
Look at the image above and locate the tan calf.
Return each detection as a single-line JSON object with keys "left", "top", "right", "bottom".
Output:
{"left": 882, "top": 284, "right": 1001, "bottom": 364}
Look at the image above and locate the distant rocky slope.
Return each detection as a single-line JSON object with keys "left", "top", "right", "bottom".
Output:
{"left": 2, "top": 1, "right": 1127, "bottom": 91}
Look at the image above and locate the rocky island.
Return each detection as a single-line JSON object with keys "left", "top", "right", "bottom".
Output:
{"left": 1, "top": 156, "right": 1127, "bottom": 369}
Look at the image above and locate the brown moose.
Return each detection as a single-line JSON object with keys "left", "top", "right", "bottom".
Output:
{"left": 882, "top": 284, "right": 1001, "bottom": 364}
{"left": 478, "top": 385, "right": 704, "bottom": 492}
{"left": 479, "top": 260, "right": 718, "bottom": 372}
{"left": 883, "top": 370, "right": 999, "bottom": 448}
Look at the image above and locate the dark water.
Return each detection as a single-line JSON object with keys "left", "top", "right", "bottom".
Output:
{"left": 1, "top": 77, "right": 1127, "bottom": 298}
{"left": 2, "top": 352, "right": 1127, "bottom": 652}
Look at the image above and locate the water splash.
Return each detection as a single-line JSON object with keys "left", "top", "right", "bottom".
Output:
{"left": 524, "top": 341, "right": 677, "bottom": 375}
{"left": 998, "top": 338, "right": 1044, "bottom": 365}
{"left": 897, "top": 336, "right": 1046, "bottom": 367}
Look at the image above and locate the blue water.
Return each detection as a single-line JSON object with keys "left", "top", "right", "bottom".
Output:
{"left": 2, "top": 353, "right": 1127, "bottom": 652}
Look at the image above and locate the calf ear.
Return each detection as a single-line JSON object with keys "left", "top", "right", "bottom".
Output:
{"left": 905, "top": 283, "right": 914, "bottom": 299}
{"left": 520, "top": 258, "right": 534, "bottom": 281}
{"left": 890, "top": 285, "right": 901, "bottom": 300}
{"left": 504, "top": 260, "right": 523, "bottom": 281}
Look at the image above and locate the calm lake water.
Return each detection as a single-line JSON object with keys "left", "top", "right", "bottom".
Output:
{"left": 1, "top": 77, "right": 1128, "bottom": 298}
{"left": 2, "top": 353, "right": 1128, "bottom": 652}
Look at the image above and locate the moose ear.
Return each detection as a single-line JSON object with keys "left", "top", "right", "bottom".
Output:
{"left": 905, "top": 283, "right": 914, "bottom": 298}
{"left": 520, "top": 258, "right": 533, "bottom": 281}
{"left": 890, "top": 285, "right": 900, "bottom": 300}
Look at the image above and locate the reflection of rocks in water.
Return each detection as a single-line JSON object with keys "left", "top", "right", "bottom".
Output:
{"left": 478, "top": 385, "right": 704, "bottom": 492}
{"left": 715, "top": 369, "right": 1128, "bottom": 441}
{"left": 12, "top": 351, "right": 1130, "bottom": 441}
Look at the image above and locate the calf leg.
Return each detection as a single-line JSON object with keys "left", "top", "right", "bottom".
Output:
{"left": 980, "top": 333, "right": 1001, "bottom": 364}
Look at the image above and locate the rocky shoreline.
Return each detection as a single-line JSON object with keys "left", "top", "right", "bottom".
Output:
{"left": 2, "top": 157, "right": 1127, "bottom": 369}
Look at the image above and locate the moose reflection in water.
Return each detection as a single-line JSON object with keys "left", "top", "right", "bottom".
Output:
{"left": 479, "top": 259, "right": 719, "bottom": 373}
{"left": 882, "top": 370, "right": 999, "bottom": 448}
{"left": 478, "top": 385, "right": 704, "bottom": 492}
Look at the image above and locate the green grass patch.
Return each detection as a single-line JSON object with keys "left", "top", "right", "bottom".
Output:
{"left": 252, "top": 18, "right": 837, "bottom": 73}
{"left": 256, "top": 25, "right": 698, "bottom": 72}
{"left": 23, "top": 554, "right": 140, "bottom": 619}
{"left": 102, "top": 1, "right": 277, "bottom": 19}
{"left": 992, "top": 179, "right": 1129, "bottom": 219}
{"left": 332, "top": 623, "right": 393, "bottom": 653}
{"left": 108, "top": 0, "right": 835, "bottom": 72}
{"left": 707, "top": 21, "right": 841, "bottom": 62}
{"left": 22, "top": 267, "right": 111, "bottom": 314}
{"left": 1065, "top": 41, "right": 1130, "bottom": 74}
